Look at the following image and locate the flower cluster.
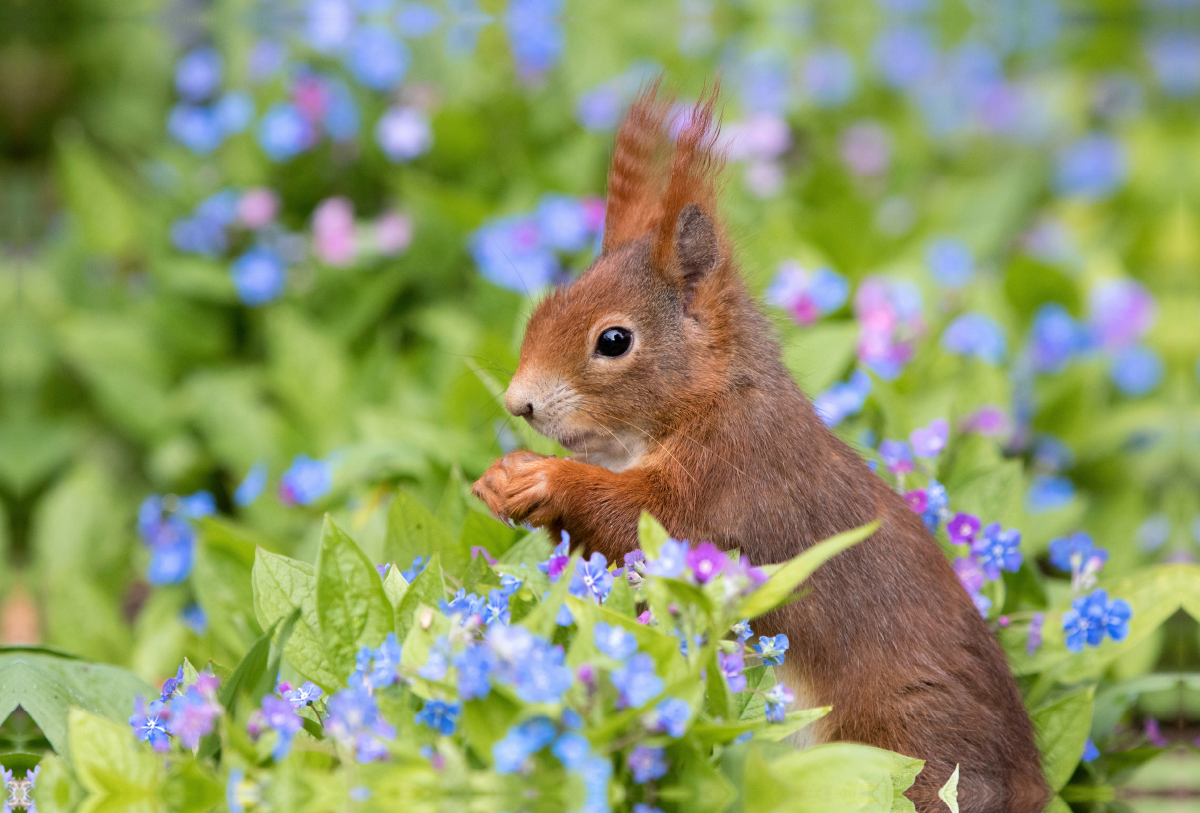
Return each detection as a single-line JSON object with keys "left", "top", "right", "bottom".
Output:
{"left": 853, "top": 276, "right": 926, "bottom": 380}
{"left": 470, "top": 194, "right": 606, "bottom": 292}
{"left": 167, "top": 46, "right": 254, "bottom": 155}
{"left": 136, "top": 491, "right": 215, "bottom": 585}
{"left": 1062, "top": 590, "right": 1132, "bottom": 653}
{"left": 766, "top": 261, "right": 849, "bottom": 326}
{"left": 130, "top": 666, "right": 222, "bottom": 752}
{"left": 813, "top": 369, "right": 872, "bottom": 428}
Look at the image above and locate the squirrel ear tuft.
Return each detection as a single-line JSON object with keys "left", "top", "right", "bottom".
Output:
{"left": 672, "top": 203, "right": 718, "bottom": 302}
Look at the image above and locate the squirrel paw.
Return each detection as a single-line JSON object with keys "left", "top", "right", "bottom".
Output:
{"left": 472, "top": 450, "right": 560, "bottom": 528}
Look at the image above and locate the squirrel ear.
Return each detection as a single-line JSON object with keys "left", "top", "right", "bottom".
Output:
{"left": 671, "top": 203, "right": 719, "bottom": 303}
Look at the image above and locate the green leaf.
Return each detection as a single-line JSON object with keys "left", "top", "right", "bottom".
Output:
{"left": 662, "top": 744, "right": 738, "bottom": 813}
{"left": 938, "top": 764, "right": 960, "bottom": 813}
{"left": 638, "top": 512, "right": 669, "bottom": 557}
{"left": 737, "top": 522, "right": 878, "bottom": 619}
{"left": 162, "top": 760, "right": 224, "bottom": 813}
{"left": 317, "top": 516, "right": 395, "bottom": 678}
{"left": 193, "top": 518, "right": 264, "bottom": 654}
{"left": 461, "top": 510, "right": 520, "bottom": 559}
{"left": 436, "top": 465, "right": 468, "bottom": 538}
{"left": 251, "top": 548, "right": 341, "bottom": 690}
{"left": 783, "top": 322, "right": 860, "bottom": 396}
{"left": 382, "top": 566, "right": 410, "bottom": 608}
{"left": 743, "top": 741, "right": 923, "bottom": 813}
{"left": 385, "top": 491, "right": 468, "bottom": 579}
{"left": 67, "top": 708, "right": 164, "bottom": 810}
{"left": 498, "top": 529, "right": 552, "bottom": 567}
{"left": 0, "top": 648, "right": 154, "bottom": 760}
{"left": 218, "top": 618, "right": 278, "bottom": 717}
{"left": 522, "top": 553, "right": 580, "bottom": 637}
{"left": 54, "top": 128, "right": 138, "bottom": 257}
{"left": 1032, "top": 685, "right": 1095, "bottom": 791}
{"left": 395, "top": 554, "right": 445, "bottom": 642}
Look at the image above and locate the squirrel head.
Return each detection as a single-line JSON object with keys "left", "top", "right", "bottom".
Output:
{"left": 505, "top": 83, "right": 762, "bottom": 471}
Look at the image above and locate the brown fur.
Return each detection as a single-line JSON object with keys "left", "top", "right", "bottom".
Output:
{"left": 473, "top": 86, "right": 1049, "bottom": 813}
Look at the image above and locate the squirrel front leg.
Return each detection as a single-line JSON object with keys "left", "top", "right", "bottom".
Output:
{"left": 471, "top": 452, "right": 664, "bottom": 562}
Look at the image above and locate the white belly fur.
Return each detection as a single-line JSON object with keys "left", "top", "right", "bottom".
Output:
{"left": 774, "top": 660, "right": 824, "bottom": 750}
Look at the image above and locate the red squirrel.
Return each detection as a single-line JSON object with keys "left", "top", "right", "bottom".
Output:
{"left": 471, "top": 84, "right": 1049, "bottom": 813}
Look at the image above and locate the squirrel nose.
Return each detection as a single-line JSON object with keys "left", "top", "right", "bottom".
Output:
{"left": 511, "top": 402, "right": 534, "bottom": 419}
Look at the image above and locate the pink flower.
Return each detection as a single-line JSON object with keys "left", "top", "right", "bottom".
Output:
{"left": 312, "top": 196, "right": 356, "bottom": 266}
{"left": 910, "top": 418, "right": 949, "bottom": 458}
{"left": 961, "top": 406, "right": 1011, "bottom": 437}
{"left": 636, "top": 610, "right": 652, "bottom": 625}
{"left": 375, "top": 211, "right": 413, "bottom": 255}
{"left": 953, "top": 556, "right": 986, "bottom": 595}
{"left": 947, "top": 513, "right": 982, "bottom": 545}
{"left": 238, "top": 187, "right": 279, "bottom": 229}
{"left": 905, "top": 489, "right": 928, "bottom": 513}
{"left": 839, "top": 121, "right": 891, "bottom": 177}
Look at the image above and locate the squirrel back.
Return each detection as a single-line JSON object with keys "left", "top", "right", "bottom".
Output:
{"left": 482, "top": 83, "right": 1049, "bottom": 813}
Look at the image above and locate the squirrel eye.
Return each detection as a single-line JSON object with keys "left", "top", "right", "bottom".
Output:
{"left": 595, "top": 327, "right": 633, "bottom": 358}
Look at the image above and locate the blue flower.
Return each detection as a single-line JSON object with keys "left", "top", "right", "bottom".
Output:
{"left": 872, "top": 25, "right": 937, "bottom": 90}
{"left": 1027, "top": 475, "right": 1075, "bottom": 514}
{"left": 504, "top": 0, "right": 564, "bottom": 78}
{"left": 401, "top": 555, "right": 428, "bottom": 582}
{"left": 231, "top": 246, "right": 287, "bottom": 307}
{"left": 1056, "top": 134, "right": 1127, "bottom": 200}
{"left": 470, "top": 216, "right": 558, "bottom": 292}
{"left": 259, "top": 695, "right": 303, "bottom": 760}
{"left": 234, "top": 462, "right": 268, "bottom": 507}
{"left": 1062, "top": 589, "right": 1132, "bottom": 653}
{"left": 345, "top": 25, "right": 410, "bottom": 89}
{"left": 1048, "top": 532, "right": 1105, "bottom": 576}
{"left": 1030, "top": 303, "right": 1088, "bottom": 374}
{"left": 279, "top": 454, "right": 332, "bottom": 505}
{"left": 970, "top": 523, "right": 1023, "bottom": 580}
{"left": 414, "top": 699, "right": 461, "bottom": 735}
{"left": 813, "top": 369, "right": 872, "bottom": 427}
{"left": 753, "top": 634, "right": 789, "bottom": 666}
{"left": 1109, "top": 345, "right": 1163, "bottom": 396}
{"left": 160, "top": 666, "right": 185, "bottom": 701}
{"left": 214, "top": 91, "right": 254, "bottom": 135}
{"left": 455, "top": 644, "right": 495, "bottom": 700}
{"left": 175, "top": 47, "right": 223, "bottom": 102}
{"left": 551, "top": 732, "right": 591, "bottom": 770}
{"left": 440, "top": 588, "right": 486, "bottom": 619}
{"left": 375, "top": 106, "right": 432, "bottom": 161}
{"left": 168, "top": 104, "right": 224, "bottom": 154}
{"left": 627, "top": 745, "right": 668, "bottom": 783}
{"left": 283, "top": 681, "right": 323, "bottom": 708}
{"left": 481, "top": 589, "right": 511, "bottom": 626}
{"left": 257, "top": 103, "right": 313, "bottom": 162}
{"left": 802, "top": 46, "right": 856, "bottom": 107}
{"left": 535, "top": 194, "right": 590, "bottom": 253}
{"left": 1081, "top": 739, "right": 1100, "bottom": 762}
{"left": 492, "top": 716, "right": 558, "bottom": 774}
{"left": 176, "top": 491, "right": 216, "bottom": 519}
{"left": 170, "top": 216, "right": 226, "bottom": 255}
{"left": 180, "top": 604, "right": 208, "bottom": 635}
{"left": 1146, "top": 31, "right": 1200, "bottom": 97}
{"left": 644, "top": 538, "right": 688, "bottom": 578}
{"left": 719, "top": 650, "right": 747, "bottom": 693}
{"left": 942, "top": 313, "right": 1007, "bottom": 364}
{"left": 510, "top": 639, "right": 573, "bottom": 704}
{"left": 577, "top": 84, "right": 622, "bottom": 131}
{"left": 396, "top": 3, "right": 442, "bottom": 36}
{"left": 593, "top": 622, "right": 637, "bottom": 660}
{"left": 325, "top": 687, "right": 397, "bottom": 756}
{"left": 570, "top": 553, "right": 614, "bottom": 604}
{"left": 764, "top": 683, "right": 794, "bottom": 723}
{"left": 731, "top": 619, "right": 753, "bottom": 643}
{"left": 350, "top": 633, "right": 402, "bottom": 691}
{"left": 145, "top": 519, "right": 196, "bottom": 585}
{"left": 304, "top": 0, "right": 355, "bottom": 52}
{"left": 646, "top": 697, "right": 691, "bottom": 737}
{"left": 921, "top": 480, "right": 949, "bottom": 534}
{"left": 610, "top": 653, "right": 663, "bottom": 708}
{"left": 925, "top": 238, "right": 974, "bottom": 288}
{"left": 130, "top": 697, "right": 171, "bottom": 751}
{"left": 323, "top": 80, "right": 360, "bottom": 142}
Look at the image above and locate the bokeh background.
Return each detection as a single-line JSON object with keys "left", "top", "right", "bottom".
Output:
{"left": 3, "top": 0, "right": 1200, "bottom": 805}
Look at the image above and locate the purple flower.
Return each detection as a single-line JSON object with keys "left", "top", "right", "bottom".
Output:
{"left": 627, "top": 745, "right": 668, "bottom": 783}
{"left": 538, "top": 537, "right": 571, "bottom": 582}
{"left": 855, "top": 277, "right": 925, "bottom": 380}
{"left": 879, "top": 440, "right": 914, "bottom": 475}
{"left": 1056, "top": 135, "right": 1127, "bottom": 200}
{"left": 141, "top": 511, "right": 196, "bottom": 586}
{"left": 470, "top": 215, "right": 558, "bottom": 292}
{"left": 872, "top": 25, "right": 937, "bottom": 90}
{"left": 905, "top": 490, "right": 927, "bottom": 514}
{"left": 718, "top": 650, "right": 746, "bottom": 692}
{"left": 1145, "top": 31, "right": 1200, "bottom": 97}
{"left": 577, "top": 84, "right": 623, "bottom": 131}
{"left": 414, "top": 699, "right": 460, "bottom": 736}
{"left": 130, "top": 697, "right": 171, "bottom": 752}
{"left": 925, "top": 239, "right": 974, "bottom": 288}
{"left": 645, "top": 538, "right": 688, "bottom": 579}
{"left": 753, "top": 634, "right": 789, "bottom": 667}
{"left": 766, "top": 262, "right": 849, "bottom": 326}
{"left": 283, "top": 681, "right": 323, "bottom": 709}
{"left": 685, "top": 542, "right": 726, "bottom": 583}
{"left": 167, "top": 687, "right": 220, "bottom": 750}
{"left": 971, "top": 523, "right": 1023, "bottom": 580}
{"left": 1027, "top": 612, "right": 1045, "bottom": 655}
{"left": 909, "top": 419, "right": 949, "bottom": 458}
{"left": 258, "top": 103, "right": 313, "bottom": 162}
{"left": 610, "top": 653, "right": 663, "bottom": 708}
{"left": 594, "top": 622, "right": 638, "bottom": 660}
{"left": 492, "top": 716, "right": 557, "bottom": 774}
{"left": 1110, "top": 345, "right": 1163, "bottom": 396}
{"left": 947, "top": 513, "right": 982, "bottom": 545}
{"left": 645, "top": 697, "right": 691, "bottom": 737}
{"left": 942, "top": 313, "right": 1006, "bottom": 364}
{"left": 231, "top": 246, "right": 287, "bottom": 306}
{"left": 570, "top": 553, "right": 613, "bottom": 603}
{"left": 839, "top": 122, "right": 892, "bottom": 178}
{"left": 1062, "top": 589, "right": 1132, "bottom": 652}
{"left": 376, "top": 106, "right": 432, "bottom": 161}
{"left": 1088, "top": 279, "right": 1156, "bottom": 352}
{"left": 279, "top": 454, "right": 332, "bottom": 505}
{"left": 813, "top": 369, "right": 872, "bottom": 427}
{"left": 259, "top": 695, "right": 303, "bottom": 760}
{"left": 764, "top": 683, "right": 794, "bottom": 723}
{"left": 325, "top": 687, "right": 396, "bottom": 760}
